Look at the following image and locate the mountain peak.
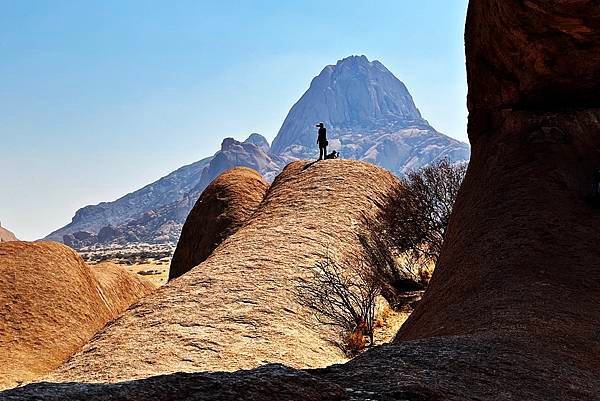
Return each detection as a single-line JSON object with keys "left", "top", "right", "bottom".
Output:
{"left": 336, "top": 54, "right": 370, "bottom": 66}
{"left": 271, "top": 55, "right": 427, "bottom": 155}
{"left": 244, "top": 133, "right": 270, "bottom": 153}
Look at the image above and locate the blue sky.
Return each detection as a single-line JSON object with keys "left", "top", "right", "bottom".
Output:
{"left": 0, "top": 0, "right": 469, "bottom": 240}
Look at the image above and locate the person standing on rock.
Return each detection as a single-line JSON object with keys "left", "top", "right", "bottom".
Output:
{"left": 316, "top": 122, "right": 328, "bottom": 160}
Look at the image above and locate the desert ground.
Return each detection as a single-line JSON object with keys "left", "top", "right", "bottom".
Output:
{"left": 79, "top": 243, "right": 172, "bottom": 287}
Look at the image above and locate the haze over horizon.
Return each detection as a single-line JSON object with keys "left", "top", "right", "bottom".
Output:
{"left": 1, "top": 1, "right": 469, "bottom": 240}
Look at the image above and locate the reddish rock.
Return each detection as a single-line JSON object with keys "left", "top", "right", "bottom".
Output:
{"left": 0, "top": 242, "right": 153, "bottom": 389}
{"left": 44, "top": 160, "right": 398, "bottom": 384}
{"left": 169, "top": 167, "right": 269, "bottom": 281}
{"left": 466, "top": 0, "right": 600, "bottom": 117}
{"left": 395, "top": 1, "right": 600, "bottom": 396}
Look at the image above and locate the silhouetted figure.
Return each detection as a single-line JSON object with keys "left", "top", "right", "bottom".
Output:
{"left": 316, "top": 122, "right": 328, "bottom": 160}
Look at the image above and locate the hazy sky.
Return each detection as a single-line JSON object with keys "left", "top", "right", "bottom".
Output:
{"left": 1, "top": 0, "right": 469, "bottom": 240}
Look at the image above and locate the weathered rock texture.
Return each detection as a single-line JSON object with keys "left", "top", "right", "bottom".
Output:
{"left": 91, "top": 262, "right": 156, "bottom": 315}
{"left": 169, "top": 167, "right": 269, "bottom": 281}
{"left": 0, "top": 242, "right": 153, "bottom": 390}
{"left": 44, "top": 160, "right": 398, "bottom": 383}
{"left": 466, "top": 0, "right": 600, "bottom": 113}
{"left": 390, "top": 0, "right": 600, "bottom": 398}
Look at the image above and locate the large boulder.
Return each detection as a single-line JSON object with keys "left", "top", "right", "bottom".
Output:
{"left": 169, "top": 167, "right": 269, "bottom": 281}
{"left": 0, "top": 242, "right": 153, "bottom": 389}
{"left": 399, "top": 0, "right": 600, "bottom": 345}
{"left": 388, "top": 1, "right": 600, "bottom": 398}
{"left": 466, "top": 0, "right": 600, "bottom": 115}
{"left": 45, "top": 160, "right": 398, "bottom": 383}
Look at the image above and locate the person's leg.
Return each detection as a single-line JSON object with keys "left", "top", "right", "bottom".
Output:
{"left": 319, "top": 147, "right": 324, "bottom": 160}
{"left": 324, "top": 145, "right": 327, "bottom": 159}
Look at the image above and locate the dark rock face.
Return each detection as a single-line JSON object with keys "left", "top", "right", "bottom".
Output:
{"left": 466, "top": 0, "right": 600, "bottom": 115}
{"left": 0, "top": 365, "right": 346, "bottom": 401}
{"left": 4, "top": 336, "right": 598, "bottom": 400}
{"left": 169, "top": 167, "right": 268, "bottom": 281}
{"left": 398, "top": 0, "right": 600, "bottom": 342}
{"left": 386, "top": 0, "right": 600, "bottom": 398}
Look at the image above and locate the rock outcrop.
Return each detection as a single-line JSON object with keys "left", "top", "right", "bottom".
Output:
{"left": 0, "top": 224, "right": 18, "bottom": 243}
{"left": 169, "top": 167, "right": 268, "bottom": 281}
{"left": 194, "top": 136, "right": 284, "bottom": 189}
{"left": 0, "top": 242, "right": 153, "bottom": 389}
{"left": 92, "top": 262, "right": 156, "bottom": 315}
{"left": 398, "top": 0, "right": 600, "bottom": 343}
{"left": 43, "top": 160, "right": 398, "bottom": 384}
{"left": 386, "top": 0, "right": 600, "bottom": 398}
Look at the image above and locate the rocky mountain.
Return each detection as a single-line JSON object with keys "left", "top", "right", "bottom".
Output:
{"left": 271, "top": 55, "right": 469, "bottom": 173}
{"left": 45, "top": 157, "right": 213, "bottom": 242}
{"left": 54, "top": 134, "right": 279, "bottom": 247}
{"left": 194, "top": 135, "right": 283, "bottom": 189}
{"left": 46, "top": 56, "right": 469, "bottom": 247}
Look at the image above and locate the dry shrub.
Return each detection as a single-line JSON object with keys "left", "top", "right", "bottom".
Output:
{"left": 294, "top": 254, "right": 379, "bottom": 356}
{"left": 361, "top": 159, "right": 466, "bottom": 306}
{"left": 343, "top": 329, "right": 367, "bottom": 355}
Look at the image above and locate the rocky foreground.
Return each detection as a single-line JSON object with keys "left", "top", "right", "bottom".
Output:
{"left": 40, "top": 160, "right": 398, "bottom": 383}
{"left": 0, "top": 242, "right": 153, "bottom": 389}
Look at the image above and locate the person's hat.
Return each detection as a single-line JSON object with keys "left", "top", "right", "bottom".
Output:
{"left": 316, "top": 122, "right": 324, "bottom": 128}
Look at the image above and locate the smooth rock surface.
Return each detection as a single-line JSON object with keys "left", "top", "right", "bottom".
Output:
{"left": 169, "top": 167, "right": 268, "bottom": 281}
{"left": 0, "top": 242, "right": 153, "bottom": 389}
{"left": 46, "top": 160, "right": 398, "bottom": 383}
